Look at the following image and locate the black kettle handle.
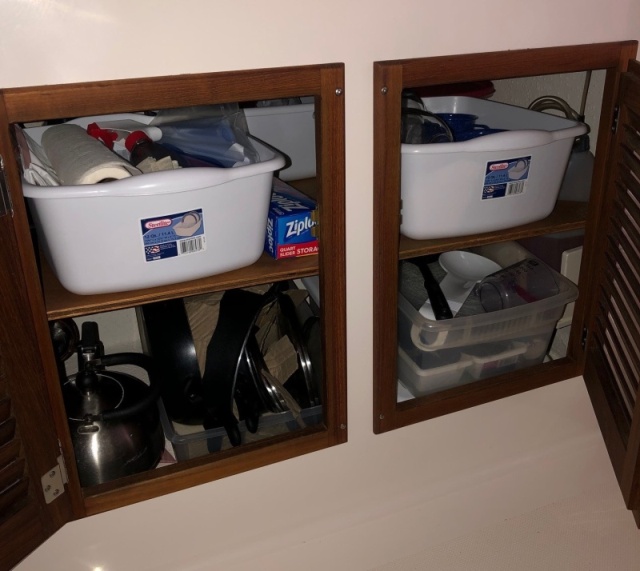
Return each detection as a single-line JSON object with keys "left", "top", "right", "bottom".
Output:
{"left": 97, "top": 352, "right": 161, "bottom": 422}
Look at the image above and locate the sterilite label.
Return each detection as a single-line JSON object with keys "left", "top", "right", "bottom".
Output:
{"left": 141, "top": 209, "right": 205, "bottom": 262}
{"left": 482, "top": 156, "right": 531, "bottom": 200}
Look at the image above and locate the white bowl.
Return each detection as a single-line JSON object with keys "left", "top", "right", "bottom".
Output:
{"left": 438, "top": 251, "right": 502, "bottom": 307}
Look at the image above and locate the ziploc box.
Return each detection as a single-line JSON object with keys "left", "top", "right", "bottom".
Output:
{"left": 265, "top": 178, "right": 318, "bottom": 259}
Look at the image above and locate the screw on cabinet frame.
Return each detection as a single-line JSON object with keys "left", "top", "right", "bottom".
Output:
{"left": 381, "top": 87, "right": 388, "bottom": 94}
{"left": 335, "top": 88, "right": 343, "bottom": 96}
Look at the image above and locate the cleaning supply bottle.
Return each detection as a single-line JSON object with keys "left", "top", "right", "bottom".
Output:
{"left": 125, "top": 131, "right": 183, "bottom": 172}
{"left": 528, "top": 95, "right": 594, "bottom": 202}
{"left": 558, "top": 133, "right": 594, "bottom": 202}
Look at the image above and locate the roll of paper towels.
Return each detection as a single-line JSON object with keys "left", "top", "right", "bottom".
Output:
{"left": 41, "top": 124, "right": 140, "bottom": 185}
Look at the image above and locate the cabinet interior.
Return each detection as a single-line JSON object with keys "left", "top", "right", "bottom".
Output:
{"left": 373, "top": 42, "right": 638, "bottom": 434}
{"left": 0, "top": 63, "right": 346, "bottom": 516}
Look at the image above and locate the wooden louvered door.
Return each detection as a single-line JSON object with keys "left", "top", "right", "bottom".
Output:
{"left": 0, "top": 362, "right": 45, "bottom": 571}
{"left": 0, "top": 158, "right": 73, "bottom": 568}
{"left": 584, "top": 59, "right": 640, "bottom": 525}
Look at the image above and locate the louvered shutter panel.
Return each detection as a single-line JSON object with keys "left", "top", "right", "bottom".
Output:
{"left": 584, "top": 62, "right": 640, "bottom": 516}
{"left": 0, "top": 104, "right": 73, "bottom": 566}
{"left": 0, "top": 347, "right": 52, "bottom": 570}
{"left": 0, "top": 391, "right": 29, "bottom": 521}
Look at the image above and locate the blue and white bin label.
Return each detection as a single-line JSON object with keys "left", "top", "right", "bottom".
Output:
{"left": 482, "top": 156, "right": 531, "bottom": 200}
{"left": 141, "top": 209, "right": 205, "bottom": 262}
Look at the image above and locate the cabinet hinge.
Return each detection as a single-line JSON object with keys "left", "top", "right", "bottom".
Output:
{"left": 0, "top": 155, "right": 13, "bottom": 218}
{"left": 40, "top": 453, "right": 68, "bottom": 504}
{"left": 612, "top": 105, "right": 620, "bottom": 134}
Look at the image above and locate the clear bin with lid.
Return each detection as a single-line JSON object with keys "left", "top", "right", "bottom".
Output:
{"left": 159, "top": 401, "right": 323, "bottom": 461}
{"left": 397, "top": 242, "right": 579, "bottom": 384}
{"left": 397, "top": 346, "right": 472, "bottom": 397}
{"left": 462, "top": 341, "right": 528, "bottom": 380}
{"left": 244, "top": 98, "right": 316, "bottom": 181}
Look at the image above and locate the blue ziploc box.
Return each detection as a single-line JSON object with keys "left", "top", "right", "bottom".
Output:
{"left": 265, "top": 178, "right": 318, "bottom": 259}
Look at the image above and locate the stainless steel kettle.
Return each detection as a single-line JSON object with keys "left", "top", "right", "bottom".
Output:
{"left": 62, "top": 321, "right": 164, "bottom": 487}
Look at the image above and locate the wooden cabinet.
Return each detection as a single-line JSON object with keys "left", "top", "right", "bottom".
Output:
{"left": 0, "top": 63, "right": 346, "bottom": 569}
{"left": 583, "top": 60, "right": 640, "bottom": 527}
{"left": 373, "top": 41, "right": 640, "bottom": 523}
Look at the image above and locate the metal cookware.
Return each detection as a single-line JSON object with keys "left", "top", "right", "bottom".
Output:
{"left": 62, "top": 321, "right": 164, "bottom": 487}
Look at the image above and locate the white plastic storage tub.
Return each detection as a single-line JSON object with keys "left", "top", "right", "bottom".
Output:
{"left": 244, "top": 100, "right": 316, "bottom": 181}
{"left": 21, "top": 115, "right": 285, "bottom": 295}
{"left": 397, "top": 242, "right": 578, "bottom": 396}
{"left": 400, "top": 96, "right": 588, "bottom": 240}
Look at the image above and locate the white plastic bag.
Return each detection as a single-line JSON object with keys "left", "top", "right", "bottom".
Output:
{"left": 151, "top": 104, "right": 260, "bottom": 168}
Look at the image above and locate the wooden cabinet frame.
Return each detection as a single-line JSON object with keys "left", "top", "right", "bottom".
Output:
{"left": 0, "top": 63, "right": 346, "bottom": 567}
{"left": 373, "top": 40, "right": 640, "bottom": 523}
{"left": 372, "top": 42, "right": 636, "bottom": 428}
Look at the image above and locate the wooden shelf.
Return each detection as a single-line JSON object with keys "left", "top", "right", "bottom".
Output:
{"left": 81, "top": 423, "right": 328, "bottom": 516}
{"left": 43, "top": 252, "right": 319, "bottom": 320}
{"left": 42, "top": 176, "right": 321, "bottom": 320}
{"left": 287, "top": 177, "right": 318, "bottom": 199}
{"left": 399, "top": 200, "right": 588, "bottom": 259}
{"left": 392, "top": 357, "right": 580, "bottom": 428}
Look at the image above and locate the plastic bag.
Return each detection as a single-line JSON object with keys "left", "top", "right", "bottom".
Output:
{"left": 150, "top": 104, "right": 260, "bottom": 168}
{"left": 401, "top": 91, "right": 454, "bottom": 144}
{"left": 255, "top": 97, "right": 303, "bottom": 107}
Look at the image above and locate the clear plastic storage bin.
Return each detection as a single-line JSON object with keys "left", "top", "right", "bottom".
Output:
{"left": 462, "top": 341, "right": 528, "bottom": 380}
{"left": 245, "top": 100, "right": 316, "bottom": 181}
{"left": 160, "top": 402, "right": 323, "bottom": 461}
{"left": 397, "top": 242, "right": 579, "bottom": 397}
{"left": 397, "top": 347, "right": 473, "bottom": 397}
{"left": 400, "top": 96, "right": 588, "bottom": 239}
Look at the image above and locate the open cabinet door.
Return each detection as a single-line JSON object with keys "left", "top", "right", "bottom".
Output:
{"left": 0, "top": 148, "right": 74, "bottom": 566}
{"left": 0, "top": 205, "right": 73, "bottom": 569}
{"left": 584, "top": 59, "right": 640, "bottom": 526}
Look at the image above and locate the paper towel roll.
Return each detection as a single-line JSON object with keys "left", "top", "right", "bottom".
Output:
{"left": 41, "top": 124, "right": 140, "bottom": 185}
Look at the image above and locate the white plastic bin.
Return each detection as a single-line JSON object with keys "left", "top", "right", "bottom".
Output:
{"left": 398, "top": 242, "right": 578, "bottom": 382}
{"left": 400, "top": 96, "right": 588, "bottom": 239}
{"left": 245, "top": 101, "right": 316, "bottom": 181}
{"left": 21, "top": 115, "right": 285, "bottom": 295}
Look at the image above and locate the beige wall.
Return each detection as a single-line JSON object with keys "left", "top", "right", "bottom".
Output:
{"left": 5, "top": 1, "right": 640, "bottom": 569}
